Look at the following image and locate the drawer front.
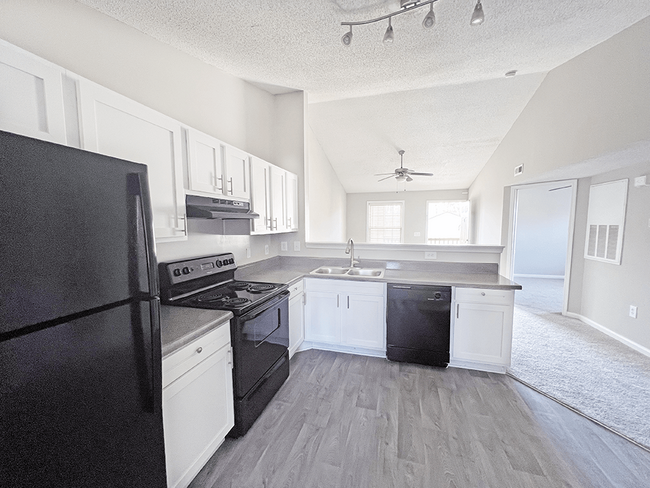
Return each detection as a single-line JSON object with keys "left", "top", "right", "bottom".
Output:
{"left": 455, "top": 287, "right": 514, "bottom": 306}
{"left": 163, "top": 324, "right": 231, "bottom": 388}
{"left": 305, "top": 278, "right": 385, "bottom": 296}
{"left": 288, "top": 279, "right": 304, "bottom": 297}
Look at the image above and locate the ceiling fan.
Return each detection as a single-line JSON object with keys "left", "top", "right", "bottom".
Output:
{"left": 375, "top": 150, "right": 434, "bottom": 182}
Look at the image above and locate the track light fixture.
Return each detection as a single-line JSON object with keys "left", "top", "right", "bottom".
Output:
{"left": 341, "top": 0, "right": 485, "bottom": 46}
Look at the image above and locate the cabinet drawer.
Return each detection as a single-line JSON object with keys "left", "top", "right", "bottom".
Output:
{"left": 455, "top": 288, "right": 514, "bottom": 306}
{"left": 163, "top": 324, "right": 231, "bottom": 388}
{"left": 288, "top": 279, "right": 304, "bottom": 297}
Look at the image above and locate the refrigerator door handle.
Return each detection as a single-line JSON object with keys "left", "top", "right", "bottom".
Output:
{"left": 131, "top": 173, "right": 159, "bottom": 296}
{"left": 149, "top": 298, "right": 162, "bottom": 415}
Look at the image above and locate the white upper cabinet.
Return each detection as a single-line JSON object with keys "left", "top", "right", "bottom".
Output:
{"left": 270, "top": 165, "right": 287, "bottom": 233}
{"left": 250, "top": 156, "right": 271, "bottom": 234}
{"left": 77, "top": 78, "right": 186, "bottom": 241}
{"left": 285, "top": 171, "right": 299, "bottom": 232}
{"left": 186, "top": 128, "right": 225, "bottom": 196}
{"left": 0, "top": 40, "right": 67, "bottom": 144}
{"left": 223, "top": 144, "right": 250, "bottom": 201}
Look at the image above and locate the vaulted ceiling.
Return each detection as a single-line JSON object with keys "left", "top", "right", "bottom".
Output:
{"left": 79, "top": 0, "right": 650, "bottom": 192}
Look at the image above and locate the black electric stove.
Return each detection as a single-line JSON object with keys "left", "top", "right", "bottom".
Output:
{"left": 159, "top": 253, "right": 290, "bottom": 437}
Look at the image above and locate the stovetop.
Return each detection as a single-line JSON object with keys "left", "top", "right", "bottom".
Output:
{"left": 174, "top": 280, "right": 287, "bottom": 314}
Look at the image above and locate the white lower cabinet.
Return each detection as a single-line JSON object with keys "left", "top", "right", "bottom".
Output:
{"left": 304, "top": 279, "right": 386, "bottom": 355}
{"left": 162, "top": 325, "right": 234, "bottom": 488}
{"left": 288, "top": 280, "right": 305, "bottom": 358}
{"left": 451, "top": 288, "right": 514, "bottom": 373}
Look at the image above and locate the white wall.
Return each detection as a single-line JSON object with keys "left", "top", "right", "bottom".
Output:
{"left": 469, "top": 16, "right": 650, "bottom": 350}
{"left": 346, "top": 190, "right": 468, "bottom": 244}
{"left": 305, "top": 125, "right": 347, "bottom": 242}
{"left": 0, "top": 0, "right": 304, "bottom": 266}
{"left": 513, "top": 184, "right": 572, "bottom": 277}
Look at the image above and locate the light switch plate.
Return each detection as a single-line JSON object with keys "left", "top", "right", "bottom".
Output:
{"left": 629, "top": 305, "right": 637, "bottom": 318}
{"left": 281, "top": 241, "right": 288, "bottom": 251}
{"left": 264, "top": 244, "right": 269, "bottom": 255}
{"left": 246, "top": 248, "right": 251, "bottom": 258}
{"left": 424, "top": 251, "right": 437, "bottom": 260}
{"left": 414, "top": 232, "right": 421, "bottom": 237}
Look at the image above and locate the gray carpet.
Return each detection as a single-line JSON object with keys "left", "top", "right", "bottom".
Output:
{"left": 510, "top": 277, "right": 650, "bottom": 448}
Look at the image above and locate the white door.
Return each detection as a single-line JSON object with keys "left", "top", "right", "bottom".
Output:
{"left": 78, "top": 78, "right": 186, "bottom": 241}
{"left": 342, "top": 293, "right": 385, "bottom": 349}
{"left": 304, "top": 291, "right": 340, "bottom": 344}
{"left": 223, "top": 145, "right": 250, "bottom": 201}
{"left": 163, "top": 345, "right": 234, "bottom": 488}
{"left": 250, "top": 157, "right": 271, "bottom": 234}
{"left": 0, "top": 40, "right": 67, "bottom": 144}
{"left": 186, "top": 129, "right": 225, "bottom": 196}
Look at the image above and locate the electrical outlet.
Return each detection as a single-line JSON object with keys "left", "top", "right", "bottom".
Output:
{"left": 281, "top": 241, "right": 288, "bottom": 251}
{"left": 424, "top": 251, "right": 437, "bottom": 260}
{"left": 294, "top": 241, "right": 301, "bottom": 252}
{"left": 264, "top": 244, "right": 269, "bottom": 255}
{"left": 246, "top": 248, "right": 251, "bottom": 258}
{"left": 629, "top": 305, "right": 637, "bottom": 319}
{"left": 414, "top": 232, "right": 421, "bottom": 237}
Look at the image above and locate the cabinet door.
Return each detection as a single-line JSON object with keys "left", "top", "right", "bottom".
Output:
{"left": 452, "top": 303, "right": 511, "bottom": 365}
{"left": 289, "top": 293, "right": 305, "bottom": 358}
{"left": 223, "top": 144, "right": 250, "bottom": 201}
{"left": 0, "top": 40, "right": 66, "bottom": 144}
{"left": 250, "top": 156, "right": 271, "bottom": 234}
{"left": 163, "top": 344, "right": 234, "bottom": 488}
{"left": 270, "top": 166, "right": 287, "bottom": 232}
{"left": 186, "top": 129, "right": 225, "bottom": 196}
{"left": 78, "top": 79, "right": 186, "bottom": 241}
{"left": 285, "top": 171, "right": 299, "bottom": 232}
{"left": 342, "top": 293, "right": 385, "bottom": 350}
{"left": 304, "top": 290, "right": 341, "bottom": 344}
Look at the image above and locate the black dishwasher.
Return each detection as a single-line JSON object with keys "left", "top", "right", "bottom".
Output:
{"left": 386, "top": 284, "right": 452, "bottom": 367}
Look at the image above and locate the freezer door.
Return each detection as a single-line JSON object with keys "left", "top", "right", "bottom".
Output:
{"left": 0, "top": 131, "right": 158, "bottom": 334}
{"left": 0, "top": 300, "right": 166, "bottom": 487}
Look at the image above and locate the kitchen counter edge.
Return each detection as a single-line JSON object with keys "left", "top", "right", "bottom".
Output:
{"left": 160, "top": 305, "right": 233, "bottom": 358}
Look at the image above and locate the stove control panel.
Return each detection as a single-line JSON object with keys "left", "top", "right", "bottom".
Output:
{"left": 161, "top": 253, "right": 237, "bottom": 285}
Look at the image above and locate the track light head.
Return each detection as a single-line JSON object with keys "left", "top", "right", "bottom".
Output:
{"left": 383, "top": 18, "right": 394, "bottom": 44}
{"left": 470, "top": 0, "right": 485, "bottom": 26}
{"left": 341, "top": 26, "right": 353, "bottom": 46}
{"left": 422, "top": 4, "right": 436, "bottom": 29}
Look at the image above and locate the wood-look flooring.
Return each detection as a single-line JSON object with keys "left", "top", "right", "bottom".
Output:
{"left": 190, "top": 350, "right": 650, "bottom": 488}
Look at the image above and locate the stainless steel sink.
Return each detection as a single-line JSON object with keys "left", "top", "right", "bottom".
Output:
{"left": 310, "top": 266, "right": 385, "bottom": 279}
{"left": 346, "top": 268, "right": 384, "bottom": 277}
{"left": 311, "top": 266, "right": 350, "bottom": 275}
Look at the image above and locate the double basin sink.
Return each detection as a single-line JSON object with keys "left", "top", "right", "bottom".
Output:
{"left": 310, "top": 266, "right": 385, "bottom": 279}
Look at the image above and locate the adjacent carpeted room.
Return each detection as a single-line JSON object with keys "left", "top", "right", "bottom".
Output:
{"left": 509, "top": 276, "right": 650, "bottom": 449}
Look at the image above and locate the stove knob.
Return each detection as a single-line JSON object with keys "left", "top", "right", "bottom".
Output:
{"left": 215, "top": 260, "right": 223, "bottom": 268}
{"left": 182, "top": 267, "right": 191, "bottom": 275}
{"left": 229, "top": 258, "right": 235, "bottom": 264}
{"left": 173, "top": 269, "right": 182, "bottom": 277}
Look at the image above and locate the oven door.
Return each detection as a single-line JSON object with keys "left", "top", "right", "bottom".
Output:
{"left": 232, "top": 291, "right": 289, "bottom": 398}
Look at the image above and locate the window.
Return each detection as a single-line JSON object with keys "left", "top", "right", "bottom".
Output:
{"left": 427, "top": 201, "right": 469, "bottom": 244}
{"left": 367, "top": 201, "right": 404, "bottom": 243}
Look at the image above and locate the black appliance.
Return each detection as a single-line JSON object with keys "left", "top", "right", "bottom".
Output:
{"left": 386, "top": 284, "right": 452, "bottom": 367}
{"left": 0, "top": 131, "right": 167, "bottom": 487}
{"left": 159, "top": 253, "right": 289, "bottom": 437}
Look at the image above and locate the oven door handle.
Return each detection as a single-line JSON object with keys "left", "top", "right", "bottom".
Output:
{"left": 239, "top": 291, "right": 289, "bottom": 322}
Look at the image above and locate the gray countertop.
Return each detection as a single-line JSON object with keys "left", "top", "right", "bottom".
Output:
{"left": 236, "top": 256, "right": 522, "bottom": 290}
{"left": 160, "top": 305, "right": 232, "bottom": 358}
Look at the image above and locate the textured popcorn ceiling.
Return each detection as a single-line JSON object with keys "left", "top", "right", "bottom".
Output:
{"left": 78, "top": 0, "right": 650, "bottom": 192}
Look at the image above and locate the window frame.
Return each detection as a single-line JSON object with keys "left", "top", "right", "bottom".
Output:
{"left": 425, "top": 199, "right": 470, "bottom": 245}
{"left": 366, "top": 200, "right": 405, "bottom": 244}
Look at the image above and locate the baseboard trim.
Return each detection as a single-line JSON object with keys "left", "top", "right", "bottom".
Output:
{"left": 565, "top": 312, "right": 650, "bottom": 359}
{"left": 298, "top": 341, "right": 386, "bottom": 358}
{"left": 449, "top": 359, "right": 507, "bottom": 374}
{"left": 513, "top": 274, "right": 564, "bottom": 279}
{"left": 507, "top": 372, "right": 650, "bottom": 453}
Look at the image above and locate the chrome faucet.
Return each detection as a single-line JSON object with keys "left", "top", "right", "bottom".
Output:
{"left": 345, "top": 238, "right": 359, "bottom": 268}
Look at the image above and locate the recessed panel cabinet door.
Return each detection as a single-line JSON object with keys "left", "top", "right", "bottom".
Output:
{"left": 78, "top": 78, "right": 186, "bottom": 241}
{"left": 285, "top": 171, "right": 299, "bottom": 232}
{"left": 342, "top": 294, "right": 385, "bottom": 349}
{"left": 250, "top": 156, "right": 271, "bottom": 234}
{"left": 304, "top": 291, "right": 341, "bottom": 344}
{"left": 270, "top": 166, "right": 287, "bottom": 232}
{"left": 0, "top": 40, "right": 66, "bottom": 144}
{"left": 186, "top": 129, "right": 225, "bottom": 196}
{"left": 453, "top": 303, "right": 511, "bottom": 365}
{"left": 223, "top": 144, "right": 250, "bottom": 201}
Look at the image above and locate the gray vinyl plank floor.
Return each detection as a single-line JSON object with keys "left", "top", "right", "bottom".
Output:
{"left": 190, "top": 350, "right": 650, "bottom": 488}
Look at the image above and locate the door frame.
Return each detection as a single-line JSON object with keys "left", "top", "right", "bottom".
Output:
{"left": 504, "top": 179, "right": 578, "bottom": 315}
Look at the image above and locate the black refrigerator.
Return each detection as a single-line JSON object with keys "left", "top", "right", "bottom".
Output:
{"left": 0, "top": 131, "right": 167, "bottom": 487}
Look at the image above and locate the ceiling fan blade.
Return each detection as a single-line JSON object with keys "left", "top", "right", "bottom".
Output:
{"left": 378, "top": 175, "right": 395, "bottom": 182}
{"left": 409, "top": 172, "right": 434, "bottom": 176}
{"left": 374, "top": 172, "right": 396, "bottom": 176}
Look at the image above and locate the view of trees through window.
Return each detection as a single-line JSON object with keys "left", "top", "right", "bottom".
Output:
{"left": 427, "top": 201, "right": 469, "bottom": 244}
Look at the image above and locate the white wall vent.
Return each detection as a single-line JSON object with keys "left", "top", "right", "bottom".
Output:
{"left": 584, "top": 179, "right": 628, "bottom": 265}
{"left": 514, "top": 164, "right": 524, "bottom": 176}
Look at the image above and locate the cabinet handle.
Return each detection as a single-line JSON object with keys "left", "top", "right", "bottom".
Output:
{"left": 347, "top": 296, "right": 349, "bottom": 309}
{"left": 456, "top": 304, "right": 460, "bottom": 319}
{"left": 392, "top": 285, "right": 411, "bottom": 289}
{"left": 337, "top": 295, "right": 339, "bottom": 308}
{"left": 273, "top": 217, "right": 278, "bottom": 230}
{"left": 216, "top": 175, "right": 223, "bottom": 191}
{"left": 228, "top": 177, "right": 234, "bottom": 195}
{"left": 303, "top": 293, "right": 306, "bottom": 305}
{"left": 196, "top": 347, "right": 203, "bottom": 354}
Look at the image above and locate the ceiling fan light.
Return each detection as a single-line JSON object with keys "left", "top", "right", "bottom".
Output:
{"left": 470, "top": 0, "right": 484, "bottom": 26}
{"left": 395, "top": 174, "right": 406, "bottom": 181}
{"left": 422, "top": 4, "right": 436, "bottom": 29}
{"left": 341, "top": 26, "right": 353, "bottom": 46}
{"left": 383, "top": 18, "right": 394, "bottom": 44}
